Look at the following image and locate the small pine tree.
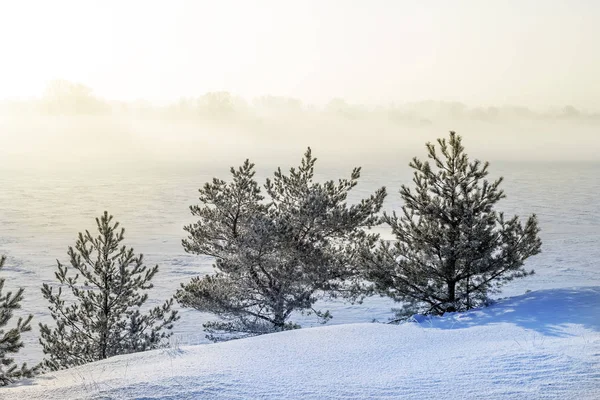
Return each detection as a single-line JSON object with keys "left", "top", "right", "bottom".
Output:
{"left": 364, "top": 132, "right": 542, "bottom": 317}
{"left": 0, "top": 256, "right": 38, "bottom": 385}
{"left": 177, "top": 149, "right": 386, "bottom": 341}
{"left": 39, "top": 212, "right": 179, "bottom": 370}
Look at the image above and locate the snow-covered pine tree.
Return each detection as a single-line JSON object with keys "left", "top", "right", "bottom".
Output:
{"left": 39, "top": 212, "right": 179, "bottom": 370}
{"left": 177, "top": 149, "right": 386, "bottom": 341}
{"left": 364, "top": 131, "right": 541, "bottom": 318}
{"left": 0, "top": 256, "right": 39, "bottom": 385}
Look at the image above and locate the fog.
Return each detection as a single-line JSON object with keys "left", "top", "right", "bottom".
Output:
{"left": 0, "top": 1, "right": 599, "bottom": 171}
{"left": 1, "top": 96, "right": 598, "bottom": 173}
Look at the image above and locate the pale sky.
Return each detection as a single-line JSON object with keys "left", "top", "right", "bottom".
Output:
{"left": 0, "top": 0, "right": 598, "bottom": 109}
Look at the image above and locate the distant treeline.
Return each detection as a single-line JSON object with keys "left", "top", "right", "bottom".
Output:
{"left": 1, "top": 80, "right": 599, "bottom": 124}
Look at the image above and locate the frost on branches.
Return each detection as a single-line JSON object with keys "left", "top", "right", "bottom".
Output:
{"left": 177, "top": 148, "right": 386, "bottom": 341}
{"left": 39, "top": 212, "right": 179, "bottom": 371}
{"left": 0, "top": 256, "right": 38, "bottom": 385}
{"left": 364, "top": 132, "right": 542, "bottom": 318}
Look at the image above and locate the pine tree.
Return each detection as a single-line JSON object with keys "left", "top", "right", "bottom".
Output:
{"left": 177, "top": 149, "right": 386, "bottom": 341}
{"left": 0, "top": 256, "right": 38, "bottom": 385}
{"left": 39, "top": 212, "right": 179, "bottom": 370}
{"left": 364, "top": 132, "right": 542, "bottom": 318}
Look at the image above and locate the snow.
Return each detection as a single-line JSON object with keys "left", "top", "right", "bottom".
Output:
{"left": 2, "top": 162, "right": 600, "bottom": 365}
{"left": 4, "top": 287, "right": 599, "bottom": 400}
{"left": 1, "top": 161, "right": 599, "bottom": 398}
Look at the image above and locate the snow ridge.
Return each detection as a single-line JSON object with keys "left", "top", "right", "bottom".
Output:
{"left": 4, "top": 287, "right": 599, "bottom": 400}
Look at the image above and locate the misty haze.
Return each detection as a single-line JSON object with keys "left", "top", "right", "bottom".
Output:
{"left": 0, "top": 1, "right": 599, "bottom": 399}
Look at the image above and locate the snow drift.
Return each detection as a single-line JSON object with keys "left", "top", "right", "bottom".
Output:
{"left": 4, "top": 287, "right": 600, "bottom": 400}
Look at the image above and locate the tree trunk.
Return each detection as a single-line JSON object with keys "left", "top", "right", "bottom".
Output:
{"left": 272, "top": 297, "right": 286, "bottom": 331}
{"left": 466, "top": 277, "right": 471, "bottom": 310}
{"left": 101, "top": 289, "right": 109, "bottom": 359}
{"left": 446, "top": 281, "right": 457, "bottom": 313}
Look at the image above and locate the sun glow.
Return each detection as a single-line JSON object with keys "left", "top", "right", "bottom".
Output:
{"left": 0, "top": 0, "right": 599, "bottom": 108}
{"left": 0, "top": 0, "right": 599, "bottom": 169}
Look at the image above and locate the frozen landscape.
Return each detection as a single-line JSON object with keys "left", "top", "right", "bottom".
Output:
{"left": 1, "top": 158, "right": 599, "bottom": 399}
{"left": 1, "top": 160, "right": 598, "bottom": 358}
{"left": 1, "top": 1, "right": 600, "bottom": 398}
{"left": 4, "top": 287, "right": 599, "bottom": 399}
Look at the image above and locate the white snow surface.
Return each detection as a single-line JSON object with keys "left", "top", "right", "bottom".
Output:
{"left": 4, "top": 286, "right": 599, "bottom": 400}
{"left": 2, "top": 162, "right": 600, "bottom": 364}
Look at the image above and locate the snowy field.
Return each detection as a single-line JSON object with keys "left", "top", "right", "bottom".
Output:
{"left": 0, "top": 160, "right": 599, "bottom": 398}
{"left": 0, "top": 161, "right": 599, "bottom": 364}
{"left": 4, "top": 287, "right": 599, "bottom": 399}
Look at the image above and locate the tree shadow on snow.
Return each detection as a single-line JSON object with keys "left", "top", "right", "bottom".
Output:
{"left": 421, "top": 287, "right": 600, "bottom": 337}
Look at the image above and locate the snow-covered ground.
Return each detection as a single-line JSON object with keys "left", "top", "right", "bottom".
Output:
{"left": 5, "top": 286, "right": 599, "bottom": 400}
{"left": 1, "top": 161, "right": 599, "bottom": 398}
{"left": 2, "top": 161, "right": 600, "bottom": 365}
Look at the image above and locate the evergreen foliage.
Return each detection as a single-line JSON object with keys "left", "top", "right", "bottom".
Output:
{"left": 364, "top": 132, "right": 542, "bottom": 318}
{"left": 39, "top": 212, "right": 179, "bottom": 370}
{"left": 0, "top": 256, "right": 38, "bottom": 385}
{"left": 177, "top": 149, "right": 386, "bottom": 341}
